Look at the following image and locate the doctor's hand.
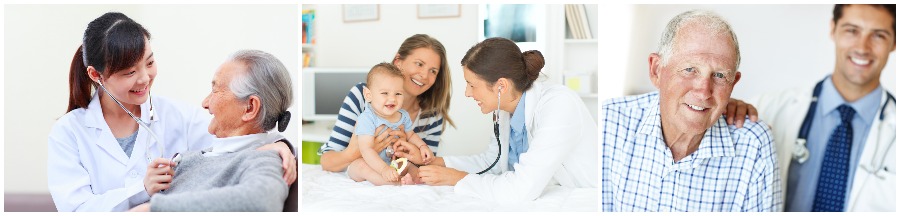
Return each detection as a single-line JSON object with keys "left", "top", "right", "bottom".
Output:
{"left": 393, "top": 140, "right": 425, "bottom": 165}
{"left": 418, "top": 165, "right": 467, "bottom": 186}
{"left": 724, "top": 98, "right": 759, "bottom": 128}
{"left": 257, "top": 141, "right": 297, "bottom": 185}
{"left": 144, "top": 158, "right": 174, "bottom": 196}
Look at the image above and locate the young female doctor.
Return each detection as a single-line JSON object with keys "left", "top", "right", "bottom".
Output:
{"left": 47, "top": 12, "right": 296, "bottom": 212}
{"left": 394, "top": 37, "right": 597, "bottom": 202}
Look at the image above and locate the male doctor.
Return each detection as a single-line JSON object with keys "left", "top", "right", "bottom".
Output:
{"left": 734, "top": 4, "right": 895, "bottom": 212}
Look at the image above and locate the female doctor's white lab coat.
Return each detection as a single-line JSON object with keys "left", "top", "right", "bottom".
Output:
{"left": 749, "top": 86, "right": 896, "bottom": 211}
{"left": 47, "top": 94, "right": 213, "bottom": 211}
{"left": 443, "top": 81, "right": 598, "bottom": 203}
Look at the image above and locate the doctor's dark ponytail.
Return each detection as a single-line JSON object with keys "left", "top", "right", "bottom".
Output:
{"left": 66, "top": 12, "right": 151, "bottom": 113}
{"left": 460, "top": 37, "right": 545, "bottom": 93}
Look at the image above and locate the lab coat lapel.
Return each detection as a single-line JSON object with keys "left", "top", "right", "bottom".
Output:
{"left": 523, "top": 82, "right": 541, "bottom": 145}
{"left": 84, "top": 93, "right": 129, "bottom": 165}
{"left": 135, "top": 96, "right": 168, "bottom": 166}
{"left": 848, "top": 90, "right": 896, "bottom": 211}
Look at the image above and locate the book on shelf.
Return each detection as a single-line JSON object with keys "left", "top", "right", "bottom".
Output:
{"left": 564, "top": 4, "right": 593, "bottom": 40}
{"left": 302, "top": 9, "right": 316, "bottom": 44}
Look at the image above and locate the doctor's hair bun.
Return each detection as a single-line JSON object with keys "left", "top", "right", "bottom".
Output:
{"left": 522, "top": 50, "right": 544, "bottom": 83}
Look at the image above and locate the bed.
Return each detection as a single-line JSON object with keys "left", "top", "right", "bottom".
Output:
{"left": 301, "top": 164, "right": 597, "bottom": 211}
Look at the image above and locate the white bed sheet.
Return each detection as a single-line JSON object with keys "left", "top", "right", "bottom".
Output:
{"left": 301, "top": 164, "right": 597, "bottom": 212}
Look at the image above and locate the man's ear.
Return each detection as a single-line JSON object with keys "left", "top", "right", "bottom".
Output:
{"left": 829, "top": 19, "right": 836, "bottom": 42}
{"left": 242, "top": 95, "right": 261, "bottom": 123}
{"left": 362, "top": 86, "right": 371, "bottom": 102}
{"left": 648, "top": 53, "right": 663, "bottom": 88}
{"left": 732, "top": 71, "right": 742, "bottom": 86}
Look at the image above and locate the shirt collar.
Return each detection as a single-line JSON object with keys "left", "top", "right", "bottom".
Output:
{"left": 819, "top": 76, "right": 882, "bottom": 125}
{"left": 510, "top": 92, "right": 527, "bottom": 132}
{"left": 636, "top": 92, "right": 735, "bottom": 160}
{"left": 205, "top": 132, "right": 279, "bottom": 156}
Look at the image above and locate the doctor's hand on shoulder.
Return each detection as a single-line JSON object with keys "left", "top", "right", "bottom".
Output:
{"left": 724, "top": 98, "right": 759, "bottom": 128}
{"left": 255, "top": 141, "right": 297, "bottom": 185}
{"left": 419, "top": 165, "right": 467, "bottom": 186}
{"left": 144, "top": 158, "right": 175, "bottom": 196}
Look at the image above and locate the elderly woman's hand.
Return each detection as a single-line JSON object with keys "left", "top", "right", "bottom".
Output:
{"left": 257, "top": 141, "right": 297, "bottom": 185}
{"left": 129, "top": 203, "right": 151, "bottom": 212}
{"left": 418, "top": 165, "right": 467, "bottom": 186}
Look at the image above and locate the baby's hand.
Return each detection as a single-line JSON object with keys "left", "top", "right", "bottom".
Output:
{"left": 419, "top": 145, "right": 434, "bottom": 165}
{"left": 381, "top": 166, "right": 400, "bottom": 182}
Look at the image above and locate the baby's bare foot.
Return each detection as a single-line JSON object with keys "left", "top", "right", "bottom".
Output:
{"left": 400, "top": 174, "right": 415, "bottom": 185}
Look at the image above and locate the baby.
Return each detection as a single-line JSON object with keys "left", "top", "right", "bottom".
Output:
{"left": 348, "top": 62, "right": 434, "bottom": 185}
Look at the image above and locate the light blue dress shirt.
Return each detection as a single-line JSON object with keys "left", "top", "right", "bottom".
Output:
{"left": 785, "top": 76, "right": 882, "bottom": 212}
{"left": 508, "top": 92, "right": 528, "bottom": 171}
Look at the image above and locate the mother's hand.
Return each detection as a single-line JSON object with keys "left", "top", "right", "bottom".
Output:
{"left": 373, "top": 124, "right": 407, "bottom": 152}
{"left": 418, "top": 165, "right": 467, "bottom": 186}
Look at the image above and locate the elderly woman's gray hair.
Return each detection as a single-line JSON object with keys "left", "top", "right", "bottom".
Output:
{"left": 657, "top": 10, "right": 741, "bottom": 69}
{"left": 228, "top": 49, "right": 294, "bottom": 132}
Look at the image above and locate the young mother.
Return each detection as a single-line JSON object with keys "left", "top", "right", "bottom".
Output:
{"left": 396, "top": 37, "right": 598, "bottom": 202}
{"left": 319, "top": 34, "right": 454, "bottom": 172}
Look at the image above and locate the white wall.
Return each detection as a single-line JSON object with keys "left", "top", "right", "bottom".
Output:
{"left": 621, "top": 4, "right": 896, "bottom": 99}
{"left": 4, "top": 4, "right": 298, "bottom": 193}
{"left": 305, "top": 4, "right": 495, "bottom": 156}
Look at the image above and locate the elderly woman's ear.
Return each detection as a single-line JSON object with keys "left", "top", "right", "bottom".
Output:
{"left": 242, "top": 95, "right": 262, "bottom": 123}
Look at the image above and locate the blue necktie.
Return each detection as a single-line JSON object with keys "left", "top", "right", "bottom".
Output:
{"left": 812, "top": 105, "right": 855, "bottom": 212}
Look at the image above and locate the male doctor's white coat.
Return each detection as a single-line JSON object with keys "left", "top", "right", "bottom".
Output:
{"left": 443, "top": 81, "right": 599, "bottom": 203}
{"left": 749, "top": 85, "right": 896, "bottom": 211}
{"left": 47, "top": 94, "right": 213, "bottom": 211}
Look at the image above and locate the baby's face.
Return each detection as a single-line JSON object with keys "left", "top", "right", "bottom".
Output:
{"left": 366, "top": 75, "right": 406, "bottom": 118}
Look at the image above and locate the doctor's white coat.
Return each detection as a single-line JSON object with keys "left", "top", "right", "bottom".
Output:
{"left": 748, "top": 85, "right": 896, "bottom": 211}
{"left": 443, "top": 81, "right": 599, "bottom": 203}
{"left": 47, "top": 94, "right": 214, "bottom": 211}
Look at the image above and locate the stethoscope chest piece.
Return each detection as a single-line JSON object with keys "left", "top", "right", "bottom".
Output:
{"left": 793, "top": 139, "right": 810, "bottom": 164}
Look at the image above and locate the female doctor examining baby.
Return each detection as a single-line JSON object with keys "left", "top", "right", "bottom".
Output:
{"left": 46, "top": 12, "right": 296, "bottom": 212}
{"left": 394, "top": 37, "right": 598, "bottom": 202}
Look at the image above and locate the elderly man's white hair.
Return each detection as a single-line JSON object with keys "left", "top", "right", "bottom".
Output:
{"left": 228, "top": 49, "right": 294, "bottom": 132}
{"left": 657, "top": 10, "right": 741, "bottom": 69}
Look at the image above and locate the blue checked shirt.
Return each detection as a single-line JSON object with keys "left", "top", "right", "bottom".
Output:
{"left": 602, "top": 92, "right": 782, "bottom": 212}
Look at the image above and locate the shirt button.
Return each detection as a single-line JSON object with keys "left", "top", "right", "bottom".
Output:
{"left": 131, "top": 171, "right": 139, "bottom": 178}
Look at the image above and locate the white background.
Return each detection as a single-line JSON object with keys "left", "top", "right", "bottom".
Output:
{"left": 3, "top": 4, "right": 299, "bottom": 194}
{"left": 611, "top": 4, "right": 896, "bottom": 99}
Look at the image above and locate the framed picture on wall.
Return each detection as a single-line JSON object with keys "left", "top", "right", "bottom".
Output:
{"left": 418, "top": 4, "right": 460, "bottom": 19}
{"left": 343, "top": 4, "right": 379, "bottom": 22}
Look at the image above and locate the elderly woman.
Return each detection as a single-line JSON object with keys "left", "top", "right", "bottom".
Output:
{"left": 130, "top": 50, "right": 294, "bottom": 211}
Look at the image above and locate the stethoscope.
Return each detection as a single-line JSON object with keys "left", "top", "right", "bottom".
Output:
{"left": 793, "top": 77, "right": 895, "bottom": 175}
{"left": 96, "top": 77, "right": 163, "bottom": 163}
{"left": 474, "top": 85, "right": 504, "bottom": 175}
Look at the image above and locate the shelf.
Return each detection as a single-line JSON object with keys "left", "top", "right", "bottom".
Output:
{"left": 564, "top": 39, "right": 598, "bottom": 44}
{"left": 302, "top": 43, "right": 315, "bottom": 49}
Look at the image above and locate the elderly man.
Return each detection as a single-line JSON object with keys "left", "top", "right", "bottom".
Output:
{"left": 727, "top": 4, "right": 896, "bottom": 212}
{"left": 601, "top": 10, "right": 781, "bottom": 211}
{"left": 130, "top": 50, "right": 294, "bottom": 211}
